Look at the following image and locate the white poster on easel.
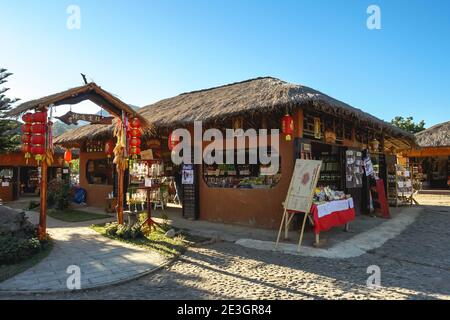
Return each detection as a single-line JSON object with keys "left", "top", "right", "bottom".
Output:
{"left": 284, "top": 159, "right": 322, "bottom": 213}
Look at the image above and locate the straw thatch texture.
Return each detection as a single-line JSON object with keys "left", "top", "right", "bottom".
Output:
{"left": 6, "top": 82, "right": 149, "bottom": 127}
{"left": 54, "top": 77, "right": 415, "bottom": 146}
{"left": 53, "top": 124, "right": 113, "bottom": 147}
{"left": 415, "top": 121, "right": 450, "bottom": 147}
{"left": 139, "top": 77, "right": 414, "bottom": 140}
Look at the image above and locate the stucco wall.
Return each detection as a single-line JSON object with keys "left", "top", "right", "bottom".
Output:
{"left": 198, "top": 134, "right": 294, "bottom": 229}
{"left": 79, "top": 151, "right": 113, "bottom": 208}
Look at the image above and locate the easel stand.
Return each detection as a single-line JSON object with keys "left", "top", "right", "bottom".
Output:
{"left": 276, "top": 209, "right": 311, "bottom": 252}
{"left": 276, "top": 159, "right": 323, "bottom": 253}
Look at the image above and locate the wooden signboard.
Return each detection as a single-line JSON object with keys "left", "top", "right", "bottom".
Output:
{"left": 56, "top": 111, "right": 113, "bottom": 125}
{"left": 284, "top": 159, "right": 322, "bottom": 213}
{"left": 276, "top": 159, "right": 322, "bottom": 252}
{"left": 181, "top": 163, "right": 199, "bottom": 220}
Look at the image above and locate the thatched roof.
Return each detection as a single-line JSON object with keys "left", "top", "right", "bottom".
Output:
{"left": 6, "top": 82, "right": 149, "bottom": 127}
{"left": 415, "top": 121, "right": 450, "bottom": 147}
{"left": 53, "top": 123, "right": 113, "bottom": 148}
{"left": 54, "top": 77, "right": 415, "bottom": 146}
{"left": 138, "top": 77, "right": 413, "bottom": 139}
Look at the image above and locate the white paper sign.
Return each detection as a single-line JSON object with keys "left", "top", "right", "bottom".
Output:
{"left": 284, "top": 159, "right": 322, "bottom": 213}
{"left": 364, "top": 156, "right": 374, "bottom": 177}
{"left": 182, "top": 167, "right": 194, "bottom": 185}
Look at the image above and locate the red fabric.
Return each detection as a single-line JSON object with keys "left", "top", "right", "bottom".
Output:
{"left": 311, "top": 205, "right": 355, "bottom": 235}
{"left": 376, "top": 179, "right": 390, "bottom": 219}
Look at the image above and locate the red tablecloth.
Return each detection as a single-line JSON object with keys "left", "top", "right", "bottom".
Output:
{"left": 310, "top": 198, "right": 355, "bottom": 235}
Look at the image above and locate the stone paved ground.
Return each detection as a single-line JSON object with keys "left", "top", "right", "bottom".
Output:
{"left": 0, "top": 210, "right": 168, "bottom": 292}
{"left": 2, "top": 198, "right": 449, "bottom": 300}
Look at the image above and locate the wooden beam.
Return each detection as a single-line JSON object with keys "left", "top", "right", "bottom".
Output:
{"left": 294, "top": 108, "right": 304, "bottom": 138}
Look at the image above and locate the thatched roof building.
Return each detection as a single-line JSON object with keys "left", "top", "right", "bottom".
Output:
{"left": 415, "top": 121, "right": 450, "bottom": 148}
{"left": 54, "top": 77, "right": 415, "bottom": 147}
{"left": 53, "top": 123, "right": 113, "bottom": 148}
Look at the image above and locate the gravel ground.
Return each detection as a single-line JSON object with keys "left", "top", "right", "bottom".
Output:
{"left": 1, "top": 202, "right": 450, "bottom": 300}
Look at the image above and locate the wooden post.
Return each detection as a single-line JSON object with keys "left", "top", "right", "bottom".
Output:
{"left": 275, "top": 209, "right": 287, "bottom": 248}
{"left": 38, "top": 160, "right": 48, "bottom": 240}
{"left": 117, "top": 166, "right": 124, "bottom": 224}
{"left": 297, "top": 212, "right": 309, "bottom": 252}
{"left": 284, "top": 211, "right": 290, "bottom": 240}
{"left": 147, "top": 187, "right": 152, "bottom": 227}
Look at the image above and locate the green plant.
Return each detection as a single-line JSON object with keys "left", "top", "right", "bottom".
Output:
{"left": 105, "top": 222, "right": 119, "bottom": 236}
{"left": 104, "top": 221, "right": 143, "bottom": 240}
{"left": 0, "top": 235, "right": 42, "bottom": 265}
{"left": 27, "top": 200, "right": 40, "bottom": 210}
{"left": 48, "top": 179, "right": 73, "bottom": 210}
{"left": 160, "top": 211, "right": 170, "bottom": 230}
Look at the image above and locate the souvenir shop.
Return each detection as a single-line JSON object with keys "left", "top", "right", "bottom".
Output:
{"left": 51, "top": 77, "right": 416, "bottom": 230}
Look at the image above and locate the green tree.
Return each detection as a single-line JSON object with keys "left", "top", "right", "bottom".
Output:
{"left": 0, "top": 69, "right": 20, "bottom": 153}
{"left": 391, "top": 116, "right": 426, "bottom": 134}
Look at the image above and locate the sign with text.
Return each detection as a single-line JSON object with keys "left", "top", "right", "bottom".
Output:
{"left": 284, "top": 159, "right": 322, "bottom": 213}
{"left": 56, "top": 111, "right": 113, "bottom": 125}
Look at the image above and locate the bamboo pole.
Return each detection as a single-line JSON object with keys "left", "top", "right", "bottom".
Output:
{"left": 38, "top": 160, "right": 48, "bottom": 240}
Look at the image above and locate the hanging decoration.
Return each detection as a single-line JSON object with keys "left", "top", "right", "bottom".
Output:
{"left": 128, "top": 117, "right": 142, "bottom": 159}
{"left": 370, "top": 138, "right": 380, "bottom": 153}
{"left": 324, "top": 129, "right": 336, "bottom": 144}
{"left": 314, "top": 117, "right": 321, "bottom": 139}
{"left": 105, "top": 140, "right": 114, "bottom": 159}
{"left": 30, "top": 111, "right": 47, "bottom": 164}
{"left": 281, "top": 113, "right": 294, "bottom": 141}
{"left": 21, "top": 113, "right": 33, "bottom": 163}
{"left": 168, "top": 131, "right": 180, "bottom": 151}
{"left": 64, "top": 149, "right": 72, "bottom": 163}
{"left": 113, "top": 114, "right": 129, "bottom": 172}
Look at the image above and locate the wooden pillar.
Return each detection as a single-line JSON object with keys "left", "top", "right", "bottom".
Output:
{"left": 294, "top": 108, "right": 304, "bottom": 138}
{"left": 117, "top": 166, "right": 124, "bottom": 224}
{"left": 38, "top": 160, "right": 48, "bottom": 240}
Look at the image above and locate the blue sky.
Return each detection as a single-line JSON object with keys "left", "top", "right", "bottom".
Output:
{"left": 1, "top": 0, "right": 449, "bottom": 127}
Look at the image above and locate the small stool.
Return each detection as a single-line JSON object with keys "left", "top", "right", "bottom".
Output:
{"left": 153, "top": 200, "right": 164, "bottom": 210}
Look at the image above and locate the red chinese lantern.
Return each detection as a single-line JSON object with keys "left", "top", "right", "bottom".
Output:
{"left": 21, "top": 135, "right": 31, "bottom": 144}
{"left": 30, "top": 110, "right": 47, "bottom": 163}
{"left": 31, "top": 145, "right": 45, "bottom": 156}
{"left": 21, "top": 144, "right": 31, "bottom": 154}
{"left": 22, "top": 113, "right": 33, "bottom": 123}
{"left": 31, "top": 135, "right": 45, "bottom": 145}
{"left": 281, "top": 114, "right": 294, "bottom": 141}
{"left": 21, "top": 113, "right": 33, "bottom": 162}
{"left": 21, "top": 123, "right": 32, "bottom": 133}
{"left": 31, "top": 123, "right": 46, "bottom": 134}
{"left": 128, "top": 117, "right": 141, "bottom": 158}
{"left": 31, "top": 111, "right": 47, "bottom": 123}
{"left": 64, "top": 149, "right": 72, "bottom": 163}
{"left": 129, "top": 117, "right": 141, "bottom": 128}
{"left": 130, "top": 128, "right": 142, "bottom": 138}
{"left": 130, "top": 146, "right": 141, "bottom": 155}
{"left": 168, "top": 131, "right": 180, "bottom": 151}
{"left": 130, "top": 138, "right": 141, "bottom": 147}
{"left": 105, "top": 140, "right": 114, "bottom": 158}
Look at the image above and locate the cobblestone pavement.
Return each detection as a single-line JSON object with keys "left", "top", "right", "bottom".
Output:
{"left": 2, "top": 202, "right": 449, "bottom": 300}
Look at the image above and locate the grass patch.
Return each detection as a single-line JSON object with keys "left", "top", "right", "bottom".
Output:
{"left": 47, "top": 209, "right": 111, "bottom": 222}
{"left": 0, "top": 240, "right": 53, "bottom": 283}
{"left": 91, "top": 223, "right": 203, "bottom": 258}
